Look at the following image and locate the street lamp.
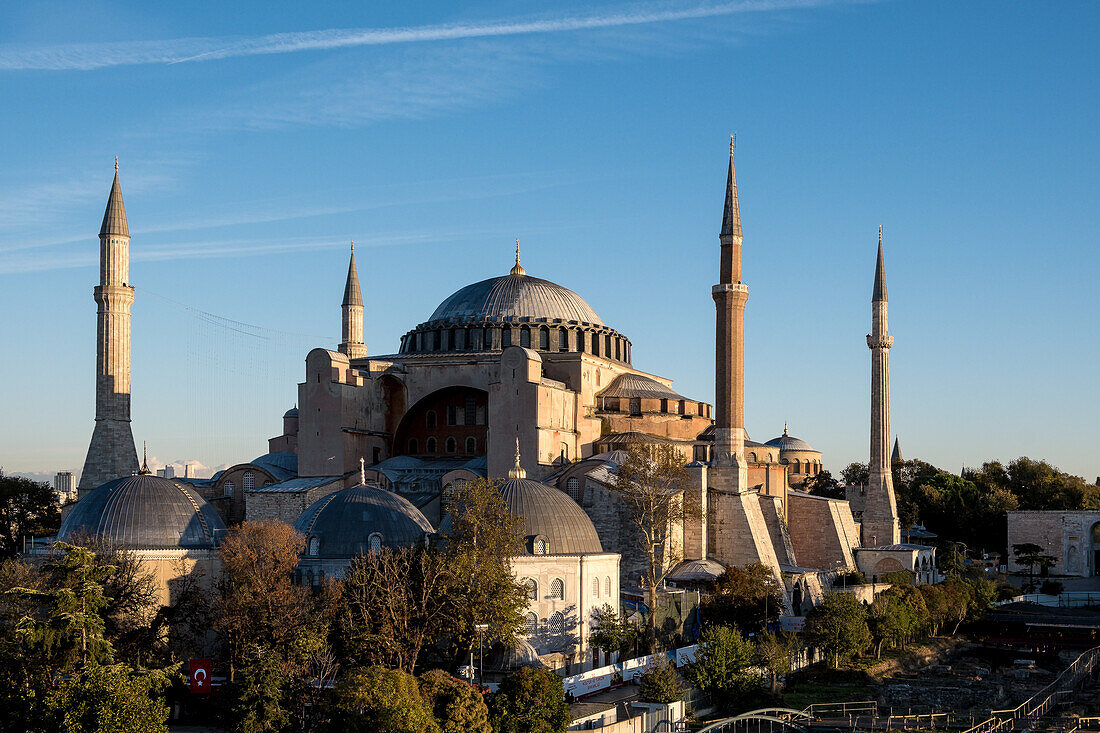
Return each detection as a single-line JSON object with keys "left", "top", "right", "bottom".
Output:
{"left": 474, "top": 623, "right": 489, "bottom": 688}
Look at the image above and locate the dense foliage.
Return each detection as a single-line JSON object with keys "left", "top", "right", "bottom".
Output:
{"left": 684, "top": 624, "right": 762, "bottom": 712}
{"left": 487, "top": 667, "right": 570, "bottom": 733}
{"left": 637, "top": 658, "right": 683, "bottom": 704}
{"left": 0, "top": 472, "right": 61, "bottom": 559}
{"left": 700, "top": 562, "right": 784, "bottom": 634}
{"left": 804, "top": 592, "right": 871, "bottom": 668}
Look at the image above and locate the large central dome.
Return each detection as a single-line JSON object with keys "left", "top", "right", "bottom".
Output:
{"left": 428, "top": 272, "right": 603, "bottom": 326}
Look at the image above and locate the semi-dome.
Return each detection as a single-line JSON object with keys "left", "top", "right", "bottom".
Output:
{"left": 58, "top": 474, "right": 226, "bottom": 550}
{"left": 428, "top": 272, "right": 603, "bottom": 326}
{"left": 294, "top": 482, "right": 434, "bottom": 558}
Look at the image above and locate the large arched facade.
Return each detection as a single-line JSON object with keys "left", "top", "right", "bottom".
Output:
{"left": 393, "top": 386, "right": 489, "bottom": 458}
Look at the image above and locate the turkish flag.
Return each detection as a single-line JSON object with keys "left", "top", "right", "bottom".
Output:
{"left": 189, "top": 659, "right": 213, "bottom": 694}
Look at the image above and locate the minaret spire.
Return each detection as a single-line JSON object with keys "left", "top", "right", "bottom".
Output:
{"left": 79, "top": 161, "right": 139, "bottom": 494}
{"left": 711, "top": 137, "right": 749, "bottom": 475}
{"left": 339, "top": 242, "right": 367, "bottom": 359}
{"left": 864, "top": 226, "right": 900, "bottom": 547}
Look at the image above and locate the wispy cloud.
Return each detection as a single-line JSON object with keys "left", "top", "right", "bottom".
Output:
{"left": 0, "top": 0, "right": 857, "bottom": 72}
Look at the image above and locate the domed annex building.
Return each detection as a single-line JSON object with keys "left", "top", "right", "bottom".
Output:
{"left": 292, "top": 472, "right": 435, "bottom": 585}
{"left": 50, "top": 462, "right": 226, "bottom": 605}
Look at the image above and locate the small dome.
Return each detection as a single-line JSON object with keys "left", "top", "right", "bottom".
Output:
{"left": 765, "top": 425, "right": 816, "bottom": 452}
{"left": 500, "top": 476, "right": 603, "bottom": 555}
{"left": 59, "top": 474, "right": 225, "bottom": 550}
{"left": 427, "top": 273, "right": 604, "bottom": 326}
{"left": 294, "top": 483, "right": 434, "bottom": 558}
{"left": 283, "top": 407, "right": 299, "bottom": 419}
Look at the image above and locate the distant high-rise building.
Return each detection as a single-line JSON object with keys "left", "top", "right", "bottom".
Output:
{"left": 54, "top": 471, "right": 76, "bottom": 502}
{"left": 156, "top": 465, "right": 176, "bottom": 479}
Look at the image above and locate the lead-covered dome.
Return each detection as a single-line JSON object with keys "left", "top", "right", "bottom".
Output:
{"left": 499, "top": 475, "right": 603, "bottom": 555}
{"left": 428, "top": 273, "right": 604, "bottom": 326}
{"left": 58, "top": 474, "right": 226, "bottom": 550}
{"left": 294, "top": 482, "right": 434, "bottom": 558}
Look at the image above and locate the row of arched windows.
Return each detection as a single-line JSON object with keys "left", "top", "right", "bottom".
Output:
{"left": 523, "top": 575, "right": 612, "bottom": 601}
{"left": 526, "top": 611, "right": 566, "bottom": 636}
{"left": 399, "top": 324, "right": 631, "bottom": 364}
{"left": 407, "top": 436, "right": 478, "bottom": 455}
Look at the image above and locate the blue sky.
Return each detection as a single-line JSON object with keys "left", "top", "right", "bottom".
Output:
{"left": 1, "top": 0, "right": 1097, "bottom": 482}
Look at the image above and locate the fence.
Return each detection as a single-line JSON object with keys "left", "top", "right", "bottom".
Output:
{"left": 961, "top": 645, "right": 1100, "bottom": 733}
{"left": 993, "top": 591, "right": 1100, "bottom": 608}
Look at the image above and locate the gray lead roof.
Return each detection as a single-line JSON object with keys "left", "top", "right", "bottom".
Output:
{"left": 427, "top": 272, "right": 604, "bottom": 326}
{"left": 99, "top": 170, "right": 129, "bottom": 237}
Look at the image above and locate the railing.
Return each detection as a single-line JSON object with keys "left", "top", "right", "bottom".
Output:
{"left": 805, "top": 700, "right": 877, "bottom": 718}
{"left": 993, "top": 591, "right": 1100, "bottom": 608}
{"left": 961, "top": 645, "right": 1100, "bottom": 733}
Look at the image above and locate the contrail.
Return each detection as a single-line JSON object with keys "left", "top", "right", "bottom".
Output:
{"left": 0, "top": 0, "right": 857, "bottom": 71}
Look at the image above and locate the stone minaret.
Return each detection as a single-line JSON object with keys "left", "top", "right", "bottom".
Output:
{"left": 710, "top": 137, "right": 749, "bottom": 489}
{"left": 863, "top": 227, "right": 900, "bottom": 546}
{"left": 339, "top": 242, "right": 367, "bottom": 359}
{"left": 79, "top": 159, "right": 138, "bottom": 493}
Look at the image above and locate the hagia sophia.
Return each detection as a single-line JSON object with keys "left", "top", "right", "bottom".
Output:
{"left": 48, "top": 142, "right": 936, "bottom": 671}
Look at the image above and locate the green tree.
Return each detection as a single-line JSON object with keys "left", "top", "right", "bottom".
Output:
{"left": 754, "top": 630, "right": 798, "bottom": 693}
{"left": 588, "top": 604, "right": 637, "bottom": 660}
{"left": 841, "top": 463, "right": 869, "bottom": 488}
{"left": 919, "top": 585, "right": 950, "bottom": 636}
{"left": 325, "top": 666, "right": 440, "bottom": 733}
{"left": 1012, "top": 543, "right": 1056, "bottom": 593}
{"left": 8, "top": 542, "right": 115, "bottom": 672}
{"left": 700, "top": 562, "right": 784, "bottom": 634}
{"left": 801, "top": 469, "right": 845, "bottom": 499}
{"left": 228, "top": 645, "right": 290, "bottom": 733}
{"left": 43, "top": 663, "right": 171, "bottom": 733}
{"left": 610, "top": 441, "right": 698, "bottom": 652}
{"left": 804, "top": 593, "right": 871, "bottom": 668}
{"left": 684, "top": 624, "right": 761, "bottom": 713}
{"left": 419, "top": 669, "right": 491, "bottom": 733}
{"left": 488, "top": 667, "right": 570, "bottom": 733}
{"left": 637, "top": 658, "right": 683, "bottom": 704}
{"left": 0, "top": 472, "right": 61, "bottom": 559}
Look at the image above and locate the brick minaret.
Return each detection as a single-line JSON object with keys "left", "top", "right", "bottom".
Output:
{"left": 339, "top": 242, "right": 367, "bottom": 359}
{"left": 79, "top": 159, "right": 138, "bottom": 493}
{"left": 863, "top": 227, "right": 900, "bottom": 546}
{"left": 710, "top": 137, "right": 749, "bottom": 487}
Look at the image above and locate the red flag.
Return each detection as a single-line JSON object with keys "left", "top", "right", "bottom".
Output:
{"left": 189, "top": 659, "right": 213, "bottom": 694}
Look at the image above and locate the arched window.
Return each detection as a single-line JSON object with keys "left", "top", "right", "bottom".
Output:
{"left": 407, "top": 438, "right": 418, "bottom": 454}
{"left": 446, "top": 404, "right": 457, "bottom": 426}
{"left": 454, "top": 328, "right": 465, "bottom": 350}
{"left": 368, "top": 533, "right": 383, "bottom": 555}
{"left": 243, "top": 471, "right": 255, "bottom": 491}
{"left": 464, "top": 395, "right": 477, "bottom": 426}
{"left": 748, "top": 453, "right": 757, "bottom": 463}
{"left": 309, "top": 536, "right": 320, "bottom": 556}
{"left": 605, "top": 576, "right": 611, "bottom": 597}
{"left": 539, "top": 327, "right": 549, "bottom": 350}
{"left": 629, "top": 397, "right": 641, "bottom": 416}
{"left": 502, "top": 328, "right": 512, "bottom": 348}
{"left": 224, "top": 480, "right": 235, "bottom": 497}
{"left": 550, "top": 612, "right": 565, "bottom": 634}
{"left": 465, "top": 436, "right": 477, "bottom": 453}
{"left": 524, "top": 578, "right": 538, "bottom": 601}
{"left": 520, "top": 327, "right": 531, "bottom": 348}
{"left": 426, "top": 410, "right": 437, "bottom": 429}
{"left": 577, "top": 331, "right": 585, "bottom": 353}
{"left": 484, "top": 327, "right": 494, "bottom": 348}
{"left": 591, "top": 334, "right": 599, "bottom": 356}
{"left": 615, "top": 339, "right": 621, "bottom": 360}
{"left": 445, "top": 437, "right": 457, "bottom": 453}
{"left": 534, "top": 538, "right": 548, "bottom": 555}
{"left": 550, "top": 578, "right": 565, "bottom": 600}
{"left": 426, "top": 437, "right": 437, "bottom": 453}
{"left": 605, "top": 334, "right": 612, "bottom": 356}
{"left": 565, "top": 477, "right": 581, "bottom": 502}
{"left": 559, "top": 329, "right": 569, "bottom": 350}
{"left": 592, "top": 577, "right": 600, "bottom": 598}
{"left": 526, "top": 612, "right": 539, "bottom": 635}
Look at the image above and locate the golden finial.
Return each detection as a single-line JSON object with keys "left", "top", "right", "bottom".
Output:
{"left": 508, "top": 438, "right": 526, "bottom": 479}
{"left": 114, "top": 155, "right": 119, "bottom": 172}
{"left": 783, "top": 421, "right": 788, "bottom": 436}
{"left": 350, "top": 240, "right": 354, "bottom": 253}
{"left": 510, "top": 238, "right": 526, "bottom": 276}
{"left": 360, "top": 456, "right": 365, "bottom": 485}
{"left": 878, "top": 225, "right": 883, "bottom": 246}
{"left": 730, "top": 133, "right": 736, "bottom": 157}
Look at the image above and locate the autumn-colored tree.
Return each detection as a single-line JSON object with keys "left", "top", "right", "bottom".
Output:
{"left": 610, "top": 441, "right": 698, "bottom": 651}
{"left": 214, "top": 520, "right": 308, "bottom": 681}
{"left": 701, "top": 562, "right": 784, "bottom": 634}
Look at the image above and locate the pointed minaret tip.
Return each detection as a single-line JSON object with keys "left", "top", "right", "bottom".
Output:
{"left": 342, "top": 241, "right": 363, "bottom": 307}
{"left": 100, "top": 159, "right": 129, "bottom": 238}
{"left": 139, "top": 442, "right": 151, "bottom": 475}
{"left": 873, "top": 225, "right": 888, "bottom": 302}
{"left": 508, "top": 437, "right": 526, "bottom": 479}
{"left": 720, "top": 137, "right": 742, "bottom": 239}
{"left": 510, "top": 237, "right": 526, "bottom": 277}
